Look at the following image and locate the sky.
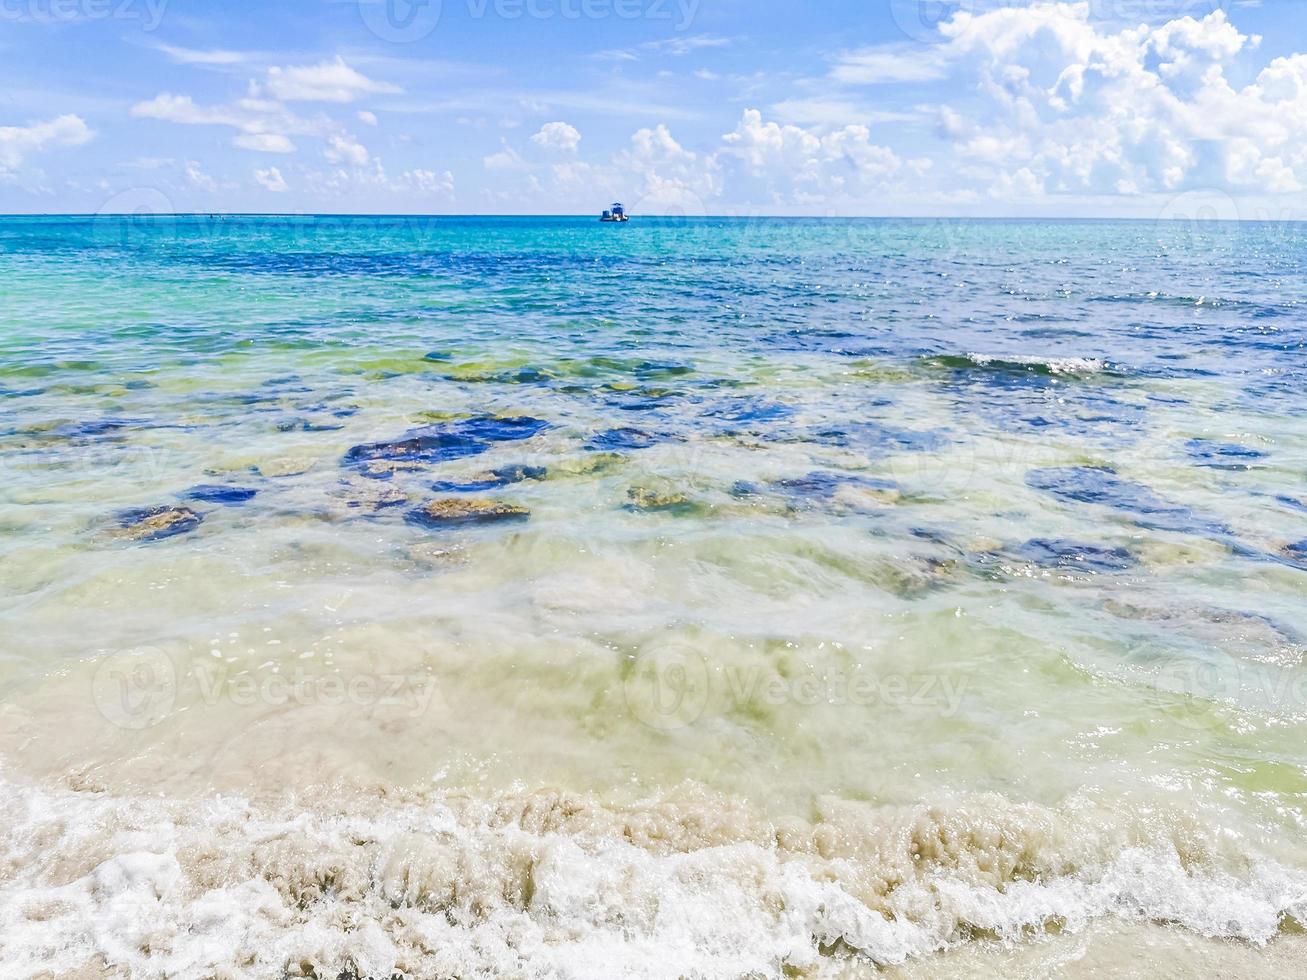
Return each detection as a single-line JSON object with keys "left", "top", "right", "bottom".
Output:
{"left": 1, "top": 0, "right": 1305, "bottom": 216}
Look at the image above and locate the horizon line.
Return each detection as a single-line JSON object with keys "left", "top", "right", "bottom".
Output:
{"left": 3, "top": 212, "right": 1305, "bottom": 224}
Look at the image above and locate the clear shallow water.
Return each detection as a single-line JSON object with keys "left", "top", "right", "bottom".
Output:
{"left": 1, "top": 215, "right": 1306, "bottom": 976}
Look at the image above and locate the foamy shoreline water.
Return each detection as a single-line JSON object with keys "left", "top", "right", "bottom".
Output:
{"left": 3, "top": 216, "right": 1307, "bottom": 976}
{"left": 3, "top": 773, "right": 1304, "bottom": 978}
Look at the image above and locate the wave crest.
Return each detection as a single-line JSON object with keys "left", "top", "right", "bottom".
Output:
{"left": 3, "top": 779, "right": 1302, "bottom": 978}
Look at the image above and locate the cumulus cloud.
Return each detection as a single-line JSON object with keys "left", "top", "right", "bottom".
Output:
{"left": 265, "top": 57, "right": 399, "bottom": 103}
{"left": 132, "top": 93, "right": 236, "bottom": 127}
{"left": 531, "top": 121, "right": 581, "bottom": 152}
{"left": 483, "top": 110, "right": 910, "bottom": 211}
{"left": 254, "top": 166, "right": 288, "bottom": 192}
{"left": 0, "top": 114, "right": 93, "bottom": 172}
{"left": 325, "top": 133, "right": 370, "bottom": 167}
{"left": 617, "top": 123, "right": 719, "bottom": 210}
{"left": 920, "top": 3, "right": 1307, "bottom": 197}
{"left": 133, "top": 92, "right": 312, "bottom": 154}
{"left": 719, "top": 109, "right": 902, "bottom": 201}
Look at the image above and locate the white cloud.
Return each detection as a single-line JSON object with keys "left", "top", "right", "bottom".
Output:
{"left": 133, "top": 93, "right": 228, "bottom": 126}
{"left": 484, "top": 144, "right": 530, "bottom": 171}
{"left": 400, "top": 168, "right": 454, "bottom": 194}
{"left": 641, "top": 34, "right": 731, "bottom": 56}
{"left": 133, "top": 91, "right": 327, "bottom": 155}
{"left": 772, "top": 98, "right": 918, "bottom": 126}
{"left": 185, "top": 160, "right": 217, "bottom": 191}
{"left": 357, "top": 110, "right": 378, "bottom": 126}
{"left": 831, "top": 45, "right": 950, "bottom": 84}
{"left": 0, "top": 114, "right": 93, "bottom": 172}
{"left": 920, "top": 3, "right": 1307, "bottom": 197}
{"left": 266, "top": 57, "right": 400, "bottom": 103}
{"left": 719, "top": 109, "right": 902, "bottom": 201}
{"left": 234, "top": 133, "right": 296, "bottom": 153}
{"left": 298, "top": 161, "right": 455, "bottom": 198}
{"left": 254, "top": 166, "right": 288, "bottom": 192}
{"left": 530, "top": 121, "right": 581, "bottom": 152}
{"left": 325, "top": 133, "right": 370, "bottom": 167}
{"left": 616, "top": 123, "right": 720, "bottom": 211}
{"left": 150, "top": 42, "right": 247, "bottom": 66}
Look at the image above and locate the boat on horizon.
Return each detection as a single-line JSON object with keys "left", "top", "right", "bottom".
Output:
{"left": 599, "top": 202, "right": 629, "bottom": 222}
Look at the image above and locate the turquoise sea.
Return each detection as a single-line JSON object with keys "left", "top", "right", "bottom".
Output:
{"left": 2, "top": 215, "right": 1307, "bottom": 976}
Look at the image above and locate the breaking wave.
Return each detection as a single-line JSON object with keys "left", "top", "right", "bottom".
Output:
{"left": 924, "top": 353, "right": 1113, "bottom": 377}
{"left": 3, "top": 776, "right": 1303, "bottom": 978}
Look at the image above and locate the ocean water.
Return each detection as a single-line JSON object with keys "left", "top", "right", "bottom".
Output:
{"left": 1, "top": 214, "right": 1306, "bottom": 977}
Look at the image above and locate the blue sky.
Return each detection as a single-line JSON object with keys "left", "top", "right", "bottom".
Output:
{"left": 1, "top": 0, "right": 1303, "bottom": 215}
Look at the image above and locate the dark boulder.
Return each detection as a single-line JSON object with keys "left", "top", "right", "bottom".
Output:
{"left": 113, "top": 506, "right": 203, "bottom": 542}
{"left": 185, "top": 485, "right": 257, "bottom": 505}
{"left": 406, "top": 498, "right": 530, "bottom": 529}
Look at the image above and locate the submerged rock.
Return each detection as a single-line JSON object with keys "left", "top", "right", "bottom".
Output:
{"left": 1025, "top": 466, "right": 1230, "bottom": 537}
{"left": 431, "top": 465, "right": 547, "bottom": 493}
{"left": 254, "top": 457, "right": 318, "bottom": 478}
{"left": 551, "top": 453, "right": 625, "bottom": 477}
{"left": 185, "top": 485, "right": 257, "bottom": 505}
{"left": 1012, "top": 538, "right": 1137, "bottom": 574}
{"left": 866, "top": 555, "right": 961, "bottom": 599}
{"left": 344, "top": 416, "right": 549, "bottom": 469}
{"left": 585, "top": 428, "right": 657, "bottom": 451}
{"left": 702, "top": 398, "right": 794, "bottom": 426}
{"left": 54, "top": 417, "right": 147, "bottom": 439}
{"left": 358, "top": 459, "right": 430, "bottom": 481}
{"left": 810, "top": 420, "right": 945, "bottom": 455}
{"left": 276, "top": 417, "right": 345, "bottom": 433}
{"left": 625, "top": 487, "right": 696, "bottom": 514}
{"left": 112, "top": 506, "right": 203, "bottom": 542}
{"left": 406, "top": 498, "right": 530, "bottom": 529}
{"left": 774, "top": 471, "right": 900, "bottom": 504}
{"left": 345, "top": 432, "right": 483, "bottom": 466}
{"left": 1276, "top": 495, "right": 1307, "bottom": 514}
{"left": 634, "top": 359, "right": 694, "bottom": 380}
{"left": 330, "top": 480, "right": 409, "bottom": 514}
{"left": 1104, "top": 599, "right": 1306, "bottom": 667}
{"left": 1186, "top": 439, "right": 1267, "bottom": 471}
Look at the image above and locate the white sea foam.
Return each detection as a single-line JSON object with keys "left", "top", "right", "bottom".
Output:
{"left": 963, "top": 353, "right": 1109, "bottom": 376}
{"left": 2, "top": 776, "right": 1303, "bottom": 978}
